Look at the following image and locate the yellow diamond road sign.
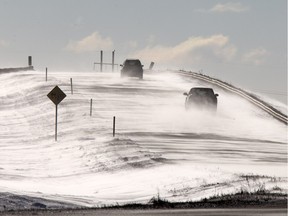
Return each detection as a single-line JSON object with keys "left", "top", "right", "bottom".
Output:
{"left": 47, "top": 86, "right": 66, "bottom": 105}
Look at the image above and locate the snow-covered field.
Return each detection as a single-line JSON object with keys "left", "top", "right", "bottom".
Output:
{"left": 0, "top": 70, "right": 287, "bottom": 208}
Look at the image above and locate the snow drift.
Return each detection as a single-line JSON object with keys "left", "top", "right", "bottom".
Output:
{"left": 0, "top": 70, "right": 286, "bottom": 209}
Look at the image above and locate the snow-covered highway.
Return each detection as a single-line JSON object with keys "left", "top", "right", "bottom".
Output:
{"left": 0, "top": 70, "right": 286, "bottom": 209}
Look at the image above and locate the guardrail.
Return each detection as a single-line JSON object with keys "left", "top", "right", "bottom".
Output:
{"left": 175, "top": 70, "right": 287, "bottom": 125}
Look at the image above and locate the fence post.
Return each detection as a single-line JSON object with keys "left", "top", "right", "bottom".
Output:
{"left": 112, "top": 50, "right": 115, "bottom": 72}
{"left": 28, "top": 56, "right": 32, "bottom": 66}
{"left": 113, "top": 116, "right": 116, "bottom": 137}
{"left": 70, "top": 78, "right": 73, "bottom": 94}
{"left": 90, "top": 99, "right": 93, "bottom": 116}
{"left": 45, "top": 67, "right": 48, "bottom": 81}
{"left": 100, "top": 50, "right": 103, "bottom": 72}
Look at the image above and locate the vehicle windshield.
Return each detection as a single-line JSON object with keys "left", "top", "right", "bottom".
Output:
{"left": 189, "top": 88, "right": 215, "bottom": 96}
{"left": 124, "top": 60, "right": 141, "bottom": 66}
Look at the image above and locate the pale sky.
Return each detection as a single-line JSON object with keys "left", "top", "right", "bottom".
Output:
{"left": 0, "top": 0, "right": 287, "bottom": 103}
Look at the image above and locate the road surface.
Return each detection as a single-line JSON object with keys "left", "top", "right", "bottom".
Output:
{"left": 0, "top": 208, "right": 287, "bottom": 216}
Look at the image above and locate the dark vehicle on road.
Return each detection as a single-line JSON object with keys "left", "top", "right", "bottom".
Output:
{"left": 120, "top": 59, "right": 144, "bottom": 79}
{"left": 183, "top": 87, "right": 219, "bottom": 111}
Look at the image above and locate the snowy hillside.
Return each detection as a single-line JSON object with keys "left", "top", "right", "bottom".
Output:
{"left": 0, "top": 70, "right": 286, "bottom": 208}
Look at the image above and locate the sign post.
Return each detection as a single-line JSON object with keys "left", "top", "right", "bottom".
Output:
{"left": 55, "top": 104, "right": 58, "bottom": 141}
{"left": 47, "top": 86, "right": 66, "bottom": 141}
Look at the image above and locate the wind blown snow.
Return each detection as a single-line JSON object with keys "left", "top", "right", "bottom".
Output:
{"left": 0, "top": 70, "right": 286, "bottom": 208}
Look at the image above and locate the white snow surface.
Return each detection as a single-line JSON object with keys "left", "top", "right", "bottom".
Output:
{"left": 0, "top": 70, "right": 287, "bottom": 207}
